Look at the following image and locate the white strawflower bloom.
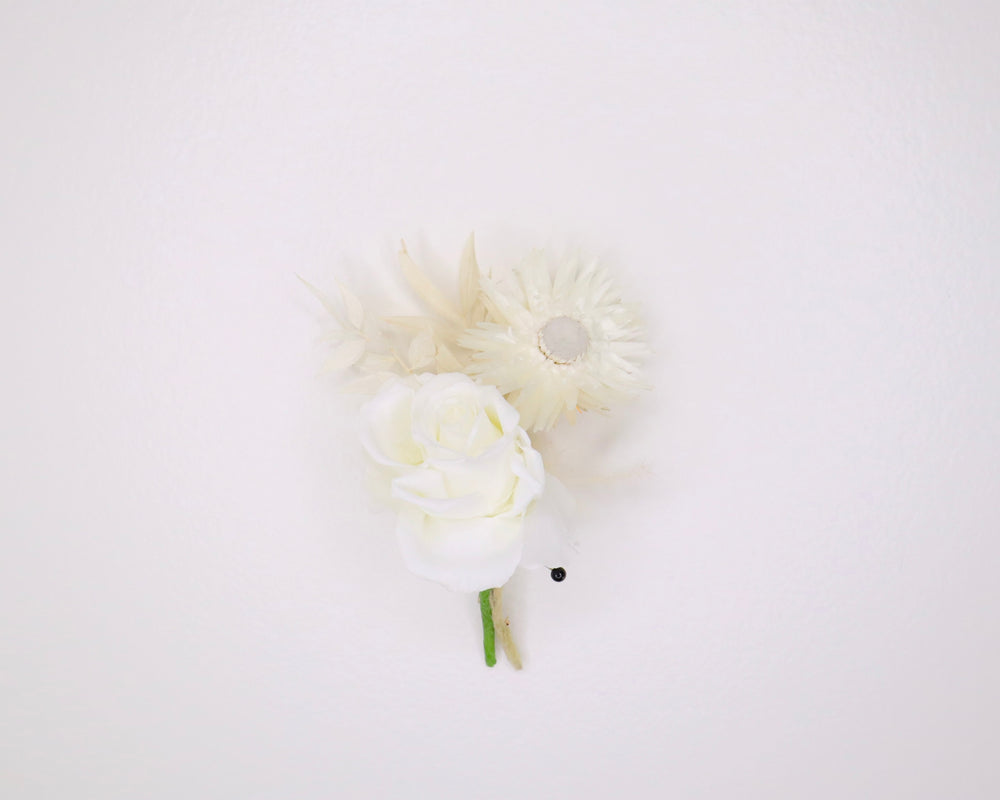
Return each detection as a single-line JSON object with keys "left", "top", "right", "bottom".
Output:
{"left": 459, "top": 252, "right": 648, "bottom": 432}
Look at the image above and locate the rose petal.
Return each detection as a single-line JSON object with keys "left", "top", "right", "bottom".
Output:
{"left": 395, "top": 506, "right": 525, "bottom": 592}
{"left": 411, "top": 373, "right": 476, "bottom": 422}
{"left": 427, "top": 440, "right": 519, "bottom": 512}
{"left": 358, "top": 379, "right": 423, "bottom": 467}
{"left": 411, "top": 374, "right": 515, "bottom": 461}
{"left": 481, "top": 387, "right": 521, "bottom": 435}
{"left": 498, "top": 432, "right": 546, "bottom": 518}
{"left": 464, "top": 408, "right": 504, "bottom": 455}
{"left": 391, "top": 469, "right": 490, "bottom": 519}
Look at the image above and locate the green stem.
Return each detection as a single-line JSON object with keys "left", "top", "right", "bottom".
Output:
{"left": 478, "top": 589, "right": 496, "bottom": 667}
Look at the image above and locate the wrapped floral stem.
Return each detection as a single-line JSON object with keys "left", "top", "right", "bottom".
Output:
{"left": 478, "top": 590, "right": 496, "bottom": 667}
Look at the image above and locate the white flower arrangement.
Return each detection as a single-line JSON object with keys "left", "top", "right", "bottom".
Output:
{"left": 304, "top": 235, "right": 648, "bottom": 668}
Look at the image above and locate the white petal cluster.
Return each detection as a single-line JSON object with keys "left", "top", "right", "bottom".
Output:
{"left": 360, "top": 373, "right": 545, "bottom": 592}
{"left": 460, "top": 251, "right": 649, "bottom": 431}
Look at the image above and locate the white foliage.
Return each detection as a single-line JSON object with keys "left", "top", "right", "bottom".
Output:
{"left": 297, "top": 274, "right": 347, "bottom": 328}
{"left": 398, "top": 242, "right": 464, "bottom": 326}
{"left": 459, "top": 233, "right": 480, "bottom": 320}
{"left": 407, "top": 331, "right": 437, "bottom": 371}
{"left": 358, "top": 352, "right": 399, "bottom": 373}
{"left": 342, "top": 372, "right": 396, "bottom": 394}
{"left": 434, "top": 342, "right": 463, "bottom": 373}
{"left": 322, "top": 338, "right": 366, "bottom": 371}
{"left": 337, "top": 280, "right": 365, "bottom": 330}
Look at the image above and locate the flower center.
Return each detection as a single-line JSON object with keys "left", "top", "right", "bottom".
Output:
{"left": 538, "top": 316, "right": 589, "bottom": 364}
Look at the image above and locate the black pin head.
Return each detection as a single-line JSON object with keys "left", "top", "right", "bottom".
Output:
{"left": 550, "top": 567, "right": 567, "bottom": 582}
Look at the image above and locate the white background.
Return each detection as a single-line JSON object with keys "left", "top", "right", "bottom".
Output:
{"left": 3, "top": 2, "right": 999, "bottom": 798}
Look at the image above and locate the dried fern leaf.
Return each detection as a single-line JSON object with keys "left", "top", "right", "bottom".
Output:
{"left": 398, "top": 242, "right": 464, "bottom": 326}
{"left": 321, "top": 338, "right": 366, "bottom": 371}
{"left": 297, "top": 274, "right": 346, "bottom": 327}
{"left": 407, "top": 331, "right": 437, "bottom": 371}
{"left": 435, "top": 342, "right": 463, "bottom": 372}
{"left": 459, "top": 233, "right": 480, "bottom": 320}
{"left": 382, "top": 315, "right": 437, "bottom": 332}
{"left": 358, "top": 352, "right": 398, "bottom": 373}
{"left": 337, "top": 280, "right": 365, "bottom": 330}
{"left": 342, "top": 372, "right": 395, "bottom": 394}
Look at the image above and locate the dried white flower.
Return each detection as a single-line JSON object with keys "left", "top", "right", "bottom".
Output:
{"left": 459, "top": 252, "right": 649, "bottom": 431}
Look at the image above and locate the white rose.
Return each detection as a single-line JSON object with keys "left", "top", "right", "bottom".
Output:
{"left": 359, "top": 373, "right": 547, "bottom": 592}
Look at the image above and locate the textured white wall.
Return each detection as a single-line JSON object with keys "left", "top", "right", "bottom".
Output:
{"left": 3, "top": 3, "right": 999, "bottom": 798}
